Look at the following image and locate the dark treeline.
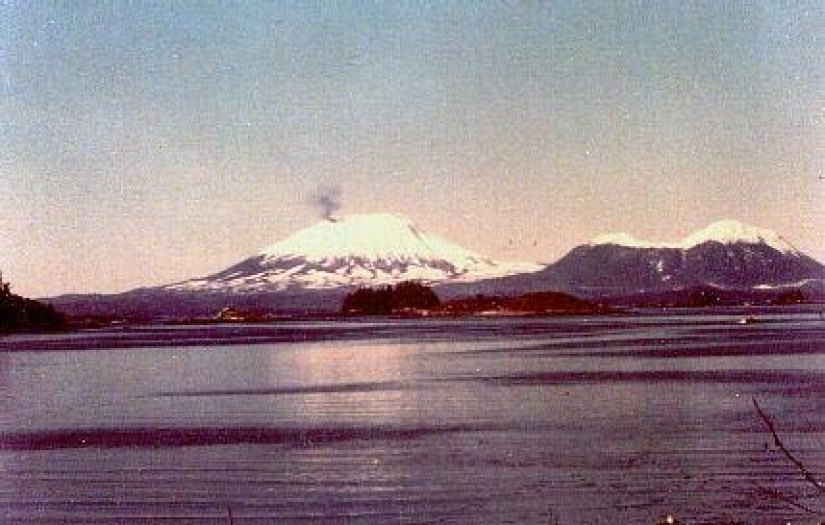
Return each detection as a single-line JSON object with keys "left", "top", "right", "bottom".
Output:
{"left": 341, "top": 282, "right": 440, "bottom": 315}
{"left": 0, "top": 273, "right": 65, "bottom": 333}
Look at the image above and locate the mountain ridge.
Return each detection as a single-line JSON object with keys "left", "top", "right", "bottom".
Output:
{"left": 589, "top": 219, "right": 800, "bottom": 254}
{"left": 43, "top": 216, "right": 824, "bottom": 318}
{"left": 439, "top": 220, "right": 824, "bottom": 299}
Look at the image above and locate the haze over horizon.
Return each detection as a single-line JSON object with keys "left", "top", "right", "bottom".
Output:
{"left": 1, "top": 2, "right": 823, "bottom": 297}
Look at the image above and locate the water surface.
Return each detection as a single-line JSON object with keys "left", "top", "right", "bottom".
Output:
{"left": 1, "top": 312, "right": 823, "bottom": 524}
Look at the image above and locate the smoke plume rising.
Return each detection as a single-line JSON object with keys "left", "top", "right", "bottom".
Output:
{"left": 309, "top": 184, "right": 342, "bottom": 221}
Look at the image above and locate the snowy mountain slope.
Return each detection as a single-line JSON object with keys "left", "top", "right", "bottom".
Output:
{"left": 164, "top": 213, "right": 540, "bottom": 293}
{"left": 589, "top": 219, "right": 799, "bottom": 254}
{"left": 440, "top": 219, "right": 824, "bottom": 297}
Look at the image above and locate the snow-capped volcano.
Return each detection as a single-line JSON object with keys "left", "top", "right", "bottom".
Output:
{"left": 165, "top": 213, "right": 540, "bottom": 293}
{"left": 262, "top": 213, "right": 490, "bottom": 263}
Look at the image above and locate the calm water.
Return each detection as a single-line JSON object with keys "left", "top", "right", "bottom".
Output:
{"left": 0, "top": 312, "right": 823, "bottom": 525}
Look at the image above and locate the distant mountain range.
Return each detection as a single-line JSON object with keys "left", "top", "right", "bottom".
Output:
{"left": 46, "top": 215, "right": 824, "bottom": 319}
{"left": 443, "top": 219, "right": 824, "bottom": 299}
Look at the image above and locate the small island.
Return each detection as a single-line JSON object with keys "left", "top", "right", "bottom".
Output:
{"left": 340, "top": 282, "right": 614, "bottom": 316}
{"left": 341, "top": 281, "right": 441, "bottom": 315}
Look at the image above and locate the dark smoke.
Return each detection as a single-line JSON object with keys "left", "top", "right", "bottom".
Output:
{"left": 309, "top": 184, "right": 342, "bottom": 221}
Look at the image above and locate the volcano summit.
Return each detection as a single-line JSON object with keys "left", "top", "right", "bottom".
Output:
{"left": 165, "top": 213, "right": 540, "bottom": 293}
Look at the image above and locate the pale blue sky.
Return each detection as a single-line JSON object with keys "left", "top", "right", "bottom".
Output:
{"left": 1, "top": 1, "right": 823, "bottom": 296}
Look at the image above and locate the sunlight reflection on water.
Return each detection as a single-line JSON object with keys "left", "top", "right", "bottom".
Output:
{"left": 0, "top": 312, "right": 823, "bottom": 524}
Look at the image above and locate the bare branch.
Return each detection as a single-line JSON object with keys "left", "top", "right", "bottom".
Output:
{"left": 752, "top": 397, "right": 825, "bottom": 494}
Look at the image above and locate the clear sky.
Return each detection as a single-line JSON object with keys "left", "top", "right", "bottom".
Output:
{"left": 1, "top": 1, "right": 823, "bottom": 297}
